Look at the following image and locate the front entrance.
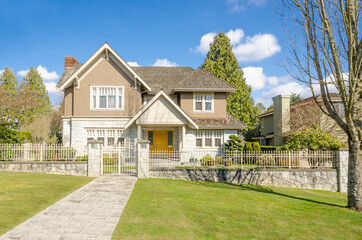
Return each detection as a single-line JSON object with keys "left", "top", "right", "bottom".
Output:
{"left": 148, "top": 130, "right": 173, "bottom": 151}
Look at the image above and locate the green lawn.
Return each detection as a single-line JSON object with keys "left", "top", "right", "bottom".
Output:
{"left": 113, "top": 179, "right": 362, "bottom": 240}
{"left": 0, "top": 171, "right": 94, "bottom": 235}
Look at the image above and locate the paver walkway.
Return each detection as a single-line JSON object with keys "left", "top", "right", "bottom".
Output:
{"left": 0, "top": 176, "right": 137, "bottom": 240}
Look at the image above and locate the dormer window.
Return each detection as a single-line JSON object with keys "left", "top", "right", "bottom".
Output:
{"left": 91, "top": 86, "right": 124, "bottom": 110}
{"left": 194, "top": 93, "right": 213, "bottom": 112}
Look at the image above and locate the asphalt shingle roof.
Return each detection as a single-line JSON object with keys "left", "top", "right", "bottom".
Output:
{"left": 57, "top": 64, "right": 236, "bottom": 93}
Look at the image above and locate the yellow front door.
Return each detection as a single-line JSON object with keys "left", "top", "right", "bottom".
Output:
{"left": 148, "top": 130, "right": 173, "bottom": 151}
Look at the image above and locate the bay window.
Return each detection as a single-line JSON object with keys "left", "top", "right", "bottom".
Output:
{"left": 195, "top": 131, "right": 223, "bottom": 148}
{"left": 86, "top": 129, "right": 125, "bottom": 147}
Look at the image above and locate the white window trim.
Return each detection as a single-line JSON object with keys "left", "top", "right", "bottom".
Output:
{"left": 195, "top": 130, "right": 223, "bottom": 149}
{"left": 90, "top": 86, "right": 125, "bottom": 111}
{"left": 193, "top": 93, "right": 214, "bottom": 113}
{"left": 85, "top": 128, "right": 126, "bottom": 147}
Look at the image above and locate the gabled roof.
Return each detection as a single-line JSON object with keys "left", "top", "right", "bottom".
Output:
{"left": 257, "top": 93, "right": 342, "bottom": 118}
{"left": 131, "top": 67, "right": 194, "bottom": 94}
{"left": 125, "top": 90, "right": 199, "bottom": 129}
{"left": 172, "top": 68, "right": 236, "bottom": 93}
{"left": 57, "top": 43, "right": 151, "bottom": 91}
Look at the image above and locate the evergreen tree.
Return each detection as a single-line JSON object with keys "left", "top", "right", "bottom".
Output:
{"left": 19, "top": 67, "right": 52, "bottom": 125}
{"left": 201, "top": 32, "right": 258, "bottom": 131}
{"left": 0, "top": 67, "right": 18, "bottom": 122}
{"left": 0, "top": 67, "right": 17, "bottom": 99}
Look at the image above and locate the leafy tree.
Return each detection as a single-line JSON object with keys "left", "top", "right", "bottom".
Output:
{"left": 19, "top": 67, "right": 52, "bottom": 125}
{"left": 281, "top": 0, "right": 361, "bottom": 210}
{"left": 290, "top": 92, "right": 302, "bottom": 103}
{"left": 225, "top": 135, "right": 244, "bottom": 152}
{"left": 0, "top": 122, "right": 23, "bottom": 143}
{"left": 280, "top": 127, "right": 346, "bottom": 151}
{"left": 202, "top": 32, "right": 258, "bottom": 131}
{"left": 255, "top": 102, "right": 266, "bottom": 114}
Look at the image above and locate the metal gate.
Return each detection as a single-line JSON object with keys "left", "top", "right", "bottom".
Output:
{"left": 101, "top": 143, "right": 136, "bottom": 175}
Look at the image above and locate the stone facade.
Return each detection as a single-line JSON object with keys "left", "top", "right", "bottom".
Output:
{"left": 62, "top": 118, "right": 129, "bottom": 154}
{"left": 150, "top": 168, "right": 339, "bottom": 192}
{"left": 0, "top": 162, "right": 88, "bottom": 176}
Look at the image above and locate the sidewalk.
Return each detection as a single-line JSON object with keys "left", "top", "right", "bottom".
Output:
{"left": 0, "top": 176, "right": 137, "bottom": 240}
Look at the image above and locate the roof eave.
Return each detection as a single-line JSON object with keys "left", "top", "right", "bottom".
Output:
{"left": 172, "top": 88, "right": 236, "bottom": 93}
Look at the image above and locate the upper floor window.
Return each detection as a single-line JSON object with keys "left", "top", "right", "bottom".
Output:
{"left": 91, "top": 86, "right": 124, "bottom": 110}
{"left": 334, "top": 103, "right": 345, "bottom": 117}
{"left": 194, "top": 93, "right": 213, "bottom": 112}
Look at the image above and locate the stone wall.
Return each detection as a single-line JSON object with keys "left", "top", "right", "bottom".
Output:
{"left": 150, "top": 168, "right": 338, "bottom": 192}
{"left": 0, "top": 161, "right": 88, "bottom": 176}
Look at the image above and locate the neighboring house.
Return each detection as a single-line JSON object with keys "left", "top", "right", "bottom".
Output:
{"left": 57, "top": 43, "right": 245, "bottom": 154}
{"left": 253, "top": 94, "right": 347, "bottom": 146}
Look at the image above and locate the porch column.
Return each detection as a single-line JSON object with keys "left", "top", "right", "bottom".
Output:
{"left": 137, "top": 124, "right": 142, "bottom": 141}
{"left": 182, "top": 125, "right": 186, "bottom": 150}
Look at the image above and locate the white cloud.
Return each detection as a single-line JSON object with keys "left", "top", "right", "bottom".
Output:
{"left": 195, "top": 32, "right": 216, "bottom": 54}
{"left": 44, "top": 81, "right": 58, "bottom": 94}
{"left": 17, "top": 70, "right": 28, "bottom": 77}
{"left": 243, "top": 66, "right": 287, "bottom": 91}
{"left": 36, "top": 65, "right": 59, "bottom": 81}
{"left": 233, "top": 34, "right": 281, "bottom": 62}
{"left": 153, "top": 58, "right": 177, "bottom": 67}
{"left": 194, "top": 29, "right": 281, "bottom": 62}
{"left": 226, "top": 29, "right": 244, "bottom": 46}
{"left": 0, "top": 69, "right": 4, "bottom": 75}
{"left": 17, "top": 65, "right": 59, "bottom": 81}
{"left": 127, "top": 61, "right": 140, "bottom": 66}
{"left": 227, "top": 0, "right": 266, "bottom": 12}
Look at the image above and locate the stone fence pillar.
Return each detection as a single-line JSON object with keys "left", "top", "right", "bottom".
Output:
{"left": 87, "top": 140, "right": 103, "bottom": 177}
{"left": 337, "top": 149, "right": 349, "bottom": 193}
{"left": 137, "top": 140, "right": 150, "bottom": 178}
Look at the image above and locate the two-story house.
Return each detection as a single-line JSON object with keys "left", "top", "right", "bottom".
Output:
{"left": 253, "top": 94, "right": 347, "bottom": 146}
{"left": 57, "top": 43, "right": 245, "bottom": 154}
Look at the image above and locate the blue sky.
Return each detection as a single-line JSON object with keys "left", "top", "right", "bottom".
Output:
{"left": 0, "top": 0, "right": 312, "bottom": 107}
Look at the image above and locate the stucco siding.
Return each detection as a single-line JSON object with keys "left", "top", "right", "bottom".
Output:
{"left": 72, "top": 57, "right": 142, "bottom": 117}
{"left": 180, "top": 92, "right": 227, "bottom": 118}
{"left": 261, "top": 115, "right": 274, "bottom": 135}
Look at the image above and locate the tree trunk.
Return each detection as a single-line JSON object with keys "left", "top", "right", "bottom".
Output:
{"left": 347, "top": 135, "right": 362, "bottom": 211}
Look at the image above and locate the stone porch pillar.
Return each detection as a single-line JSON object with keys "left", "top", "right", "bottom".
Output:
{"left": 87, "top": 140, "right": 103, "bottom": 177}
{"left": 137, "top": 140, "right": 150, "bottom": 178}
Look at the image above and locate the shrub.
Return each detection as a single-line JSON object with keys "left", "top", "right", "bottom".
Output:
{"left": 215, "top": 156, "right": 223, "bottom": 165}
{"left": 252, "top": 142, "right": 261, "bottom": 151}
{"left": 244, "top": 142, "right": 253, "bottom": 151}
{"left": 225, "top": 135, "right": 243, "bottom": 153}
{"left": 200, "top": 154, "right": 215, "bottom": 166}
{"left": 260, "top": 146, "right": 278, "bottom": 151}
{"left": 280, "top": 127, "right": 346, "bottom": 151}
{"left": 256, "top": 154, "right": 276, "bottom": 166}
{"left": 75, "top": 154, "right": 88, "bottom": 161}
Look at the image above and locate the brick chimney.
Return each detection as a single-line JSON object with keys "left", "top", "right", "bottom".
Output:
{"left": 64, "top": 56, "right": 78, "bottom": 70}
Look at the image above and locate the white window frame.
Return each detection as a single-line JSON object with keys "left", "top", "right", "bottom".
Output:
{"left": 90, "top": 86, "right": 125, "bottom": 111}
{"left": 195, "top": 131, "right": 223, "bottom": 148}
{"left": 86, "top": 129, "right": 126, "bottom": 147}
{"left": 193, "top": 93, "right": 214, "bottom": 113}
